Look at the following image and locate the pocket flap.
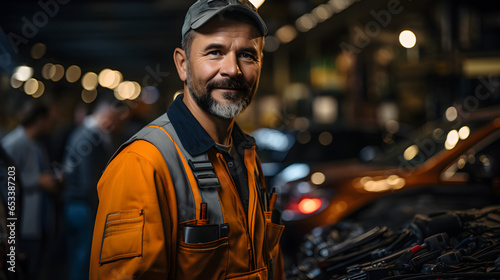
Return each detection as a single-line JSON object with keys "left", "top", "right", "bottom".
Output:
{"left": 100, "top": 209, "right": 144, "bottom": 264}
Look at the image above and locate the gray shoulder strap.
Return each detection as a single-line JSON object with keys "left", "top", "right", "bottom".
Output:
{"left": 158, "top": 116, "right": 224, "bottom": 225}
{"left": 108, "top": 113, "right": 223, "bottom": 224}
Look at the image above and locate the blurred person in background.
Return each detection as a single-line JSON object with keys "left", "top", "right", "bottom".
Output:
{"left": 61, "top": 99, "right": 127, "bottom": 280}
{"left": 1, "top": 101, "right": 62, "bottom": 280}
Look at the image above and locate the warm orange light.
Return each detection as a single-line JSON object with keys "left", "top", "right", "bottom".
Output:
{"left": 298, "top": 198, "right": 322, "bottom": 214}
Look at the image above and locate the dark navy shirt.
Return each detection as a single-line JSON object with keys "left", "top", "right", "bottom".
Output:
{"left": 167, "top": 95, "right": 253, "bottom": 214}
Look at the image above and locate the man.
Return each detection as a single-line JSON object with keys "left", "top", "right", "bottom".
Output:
{"left": 90, "top": 0, "right": 285, "bottom": 279}
{"left": 1, "top": 102, "right": 61, "bottom": 280}
{"left": 62, "top": 100, "right": 126, "bottom": 280}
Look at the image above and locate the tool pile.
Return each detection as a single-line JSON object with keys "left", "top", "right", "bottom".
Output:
{"left": 287, "top": 206, "right": 500, "bottom": 280}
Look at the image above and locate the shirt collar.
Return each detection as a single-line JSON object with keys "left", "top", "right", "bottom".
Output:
{"left": 167, "top": 94, "right": 256, "bottom": 156}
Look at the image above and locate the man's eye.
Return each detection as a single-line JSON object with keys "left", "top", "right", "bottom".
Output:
{"left": 208, "top": 51, "right": 222, "bottom": 56}
{"left": 240, "top": 53, "right": 256, "bottom": 61}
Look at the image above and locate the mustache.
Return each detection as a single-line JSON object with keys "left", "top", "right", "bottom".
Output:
{"left": 206, "top": 78, "right": 249, "bottom": 94}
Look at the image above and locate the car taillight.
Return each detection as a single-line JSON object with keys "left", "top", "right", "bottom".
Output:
{"left": 298, "top": 198, "right": 322, "bottom": 214}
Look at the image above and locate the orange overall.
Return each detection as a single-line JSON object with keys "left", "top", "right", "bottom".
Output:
{"left": 90, "top": 97, "right": 284, "bottom": 280}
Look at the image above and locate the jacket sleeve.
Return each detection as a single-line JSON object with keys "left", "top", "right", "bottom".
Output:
{"left": 89, "top": 140, "right": 177, "bottom": 280}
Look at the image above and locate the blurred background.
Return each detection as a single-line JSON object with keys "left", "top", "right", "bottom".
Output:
{"left": 1, "top": 0, "right": 500, "bottom": 279}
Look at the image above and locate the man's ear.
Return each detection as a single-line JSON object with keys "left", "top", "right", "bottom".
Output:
{"left": 174, "top": 48, "right": 187, "bottom": 82}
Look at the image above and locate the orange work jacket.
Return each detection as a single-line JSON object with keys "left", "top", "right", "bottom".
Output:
{"left": 89, "top": 111, "right": 285, "bottom": 279}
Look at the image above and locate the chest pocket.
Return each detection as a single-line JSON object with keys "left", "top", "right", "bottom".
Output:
{"left": 265, "top": 211, "right": 285, "bottom": 271}
{"left": 176, "top": 220, "right": 229, "bottom": 279}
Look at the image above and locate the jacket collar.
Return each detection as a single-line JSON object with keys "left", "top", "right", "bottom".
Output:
{"left": 167, "top": 94, "right": 255, "bottom": 157}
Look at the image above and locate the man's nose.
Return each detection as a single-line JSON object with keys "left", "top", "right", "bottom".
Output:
{"left": 220, "top": 53, "right": 242, "bottom": 78}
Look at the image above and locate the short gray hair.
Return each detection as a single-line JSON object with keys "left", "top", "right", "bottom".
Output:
{"left": 181, "top": 30, "right": 196, "bottom": 62}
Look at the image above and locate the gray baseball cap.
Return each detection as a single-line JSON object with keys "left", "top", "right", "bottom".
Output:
{"left": 182, "top": 0, "right": 268, "bottom": 41}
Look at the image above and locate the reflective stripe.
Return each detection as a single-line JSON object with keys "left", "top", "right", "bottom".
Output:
{"left": 108, "top": 113, "right": 224, "bottom": 224}
{"left": 149, "top": 125, "right": 201, "bottom": 222}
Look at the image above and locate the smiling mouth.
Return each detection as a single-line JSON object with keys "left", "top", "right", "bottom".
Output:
{"left": 216, "top": 90, "right": 243, "bottom": 101}
{"left": 212, "top": 88, "right": 246, "bottom": 97}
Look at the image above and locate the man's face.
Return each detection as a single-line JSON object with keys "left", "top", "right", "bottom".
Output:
{"left": 185, "top": 18, "right": 264, "bottom": 119}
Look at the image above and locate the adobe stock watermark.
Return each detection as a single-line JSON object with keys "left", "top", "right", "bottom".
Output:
{"left": 143, "top": 64, "right": 169, "bottom": 87}
{"left": 7, "top": 0, "right": 70, "bottom": 54}
{"left": 396, "top": 74, "right": 500, "bottom": 176}
{"left": 340, "top": 0, "right": 411, "bottom": 58}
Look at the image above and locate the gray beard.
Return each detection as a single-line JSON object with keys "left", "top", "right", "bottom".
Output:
{"left": 186, "top": 64, "right": 250, "bottom": 120}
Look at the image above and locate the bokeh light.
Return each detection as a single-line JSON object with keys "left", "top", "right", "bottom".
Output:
{"left": 51, "top": 64, "right": 65, "bottom": 82}
{"left": 311, "top": 172, "right": 326, "bottom": 185}
{"left": 445, "top": 130, "right": 459, "bottom": 150}
{"left": 276, "top": 25, "right": 297, "bottom": 44}
{"left": 31, "top": 43, "right": 46, "bottom": 59}
{"left": 399, "top": 30, "right": 417, "bottom": 48}
{"left": 108, "top": 71, "right": 123, "bottom": 89}
{"left": 82, "top": 89, "right": 98, "bottom": 103}
{"left": 82, "top": 72, "right": 98, "bottom": 91}
{"left": 312, "top": 4, "right": 332, "bottom": 22}
{"left": 42, "top": 63, "right": 56, "bottom": 80}
{"left": 32, "top": 81, "right": 45, "bottom": 98}
{"left": 141, "top": 86, "right": 160, "bottom": 104}
{"left": 298, "top": 198, "right": 322, "bottom": 214}
{"left": 445, "top": 107, "right": 458, "bottom": 122}
{"left": 66, "top": 65, "right": 82, "bottom": 83}
{"left": 116, "top": 81, "right": 136, "bottom": 99}
{"left": 98, "top": 69, "right": 115, "bottom": 88}
{"left": 263, "top": 36, "right": 280, "bottom": 53}
{"left": 459, "top": 126, "right": 470, "bottom": 140}
{"left": 24, "top": 78, "right": 39, "bottom": 95}
{"left": 10, "top": 75, "right": 23, "bottom": 89}
{"left": 318, "top": 131, "right": 333, "bottom": 146}
{"left": 296, "top": 14, "right": 317, "bottom": 32}
{"left": 404, "top": 145, "right": 419, "bottom": 161}
{"left": 297, "top": 131, "right": 311, "bottom": 144}
{"left": 130, "top": 81, "right": 141, "bottom": 100}
{"left": 13, "top": 66, "right": 33, "bottom": 82}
